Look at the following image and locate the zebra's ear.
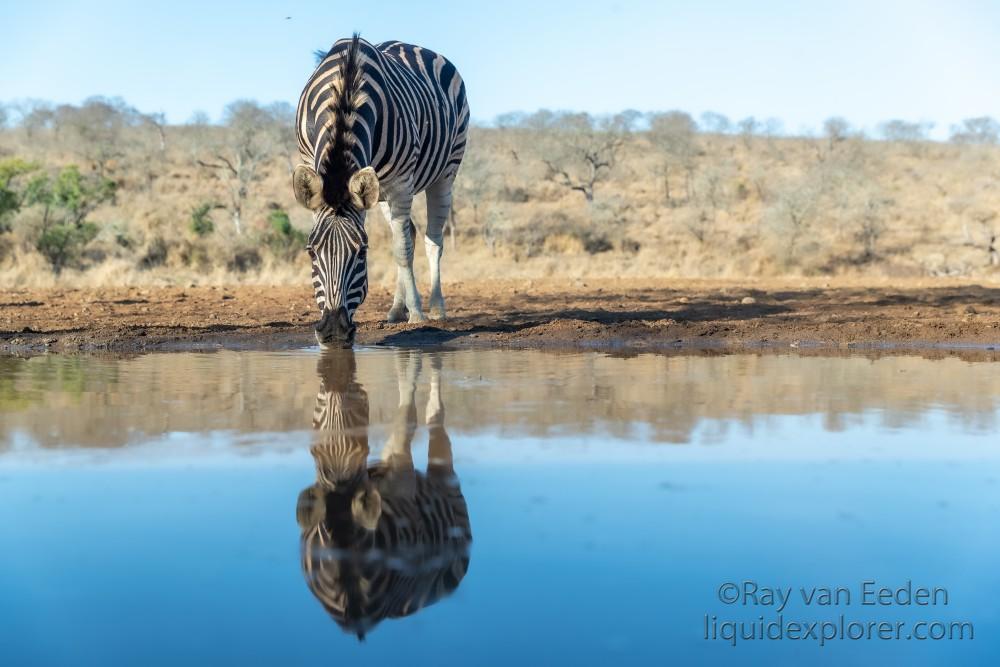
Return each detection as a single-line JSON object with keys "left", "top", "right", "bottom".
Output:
{"left": 292, "top": 165, "right": 325, "bottom": 210}
{"left": 351, "top": 486, "right": 382, "bottom": 531}
{"left": 348, "top": 167, "right": 380, "bottom": 210}
{"left": 296, "top": 485, "right": 326, "bottom": 530}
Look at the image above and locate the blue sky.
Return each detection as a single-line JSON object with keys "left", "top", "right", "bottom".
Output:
{"left": 2, "top": 0, "right": 999, "bottom": 135}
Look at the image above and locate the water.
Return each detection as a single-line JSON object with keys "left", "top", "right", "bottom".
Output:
{"left": 1, "top": 348, "right": 999, "bottom": 666}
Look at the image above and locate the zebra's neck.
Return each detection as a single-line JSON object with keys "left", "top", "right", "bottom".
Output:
{"left": 303, "top": 41, "right": 403, "bottom": 185}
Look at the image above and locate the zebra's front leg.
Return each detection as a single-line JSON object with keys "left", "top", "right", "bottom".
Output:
{"left": 382, "top": 197, "right": 425, "bottom": 323}
{"left": 424, "top": 179, "right": 453, "bottom": 320}
{"left": 379, "top": 350, "right": 421, "bottom": 498}
{"left": 425, "top": 353, "right": 454, "bottom": 475}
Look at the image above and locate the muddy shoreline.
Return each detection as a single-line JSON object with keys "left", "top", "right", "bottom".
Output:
{"left": 3, "top": 279, "right": 1000, "bottom": 357}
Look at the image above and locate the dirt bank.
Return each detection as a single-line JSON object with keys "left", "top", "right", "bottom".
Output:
{"left": 2, "top": 278, "right": 1000, "bottom": 354}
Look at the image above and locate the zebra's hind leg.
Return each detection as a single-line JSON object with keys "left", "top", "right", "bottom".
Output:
{"left": 423, "top": 179, "right": 453, "bottom": 320}
{"left": 382, "top": 197, "right": 425, "bottom": 323}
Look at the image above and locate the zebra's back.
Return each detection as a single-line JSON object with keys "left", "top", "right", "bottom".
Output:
{"left": 374, "top": 40, "right": 470, "bottom": 190}
{"left": 301, "top": 468, "right": 472, "bottom": 638}
{"left": 298, "top": 37, "right": 470, "bottom": 197}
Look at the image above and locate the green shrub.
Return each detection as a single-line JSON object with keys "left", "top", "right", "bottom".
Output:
{"left": 36, "top": 222, "right": 99, "bottom": 272}
{"left": 190, "top": 203, "right": 215, "bottom": 237}
{"left": 53, "top": 166, "right": 115, "bottom": 224}
{"left": 0, "top": 188, "right": 16, "bottom": 233}
{"left": 0, "top": 157, "right": 40, "bottom": 232}
{"left": 265, "top": 207, "right": 306, "bottom": 259}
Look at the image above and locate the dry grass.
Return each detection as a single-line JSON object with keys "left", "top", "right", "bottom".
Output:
{"left": 3, "top": 119, "right": 1000, "bottom": 289}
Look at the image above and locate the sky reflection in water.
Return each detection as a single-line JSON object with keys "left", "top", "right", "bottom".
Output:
{"left": 0, "top": 348, "right": 998, "bottom": 666}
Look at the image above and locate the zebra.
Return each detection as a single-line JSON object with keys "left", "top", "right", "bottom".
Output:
{"left": 296, "top": 350, "right": 472, "bottom": 639}
{"left": 293, "top": 34, "right": 470, "bottom": 347}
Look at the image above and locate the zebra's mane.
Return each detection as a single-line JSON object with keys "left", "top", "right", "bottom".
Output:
{"left": 320, "top": 33, "right": 366, "bottom": 209}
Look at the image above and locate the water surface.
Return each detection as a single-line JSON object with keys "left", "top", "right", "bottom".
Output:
{"left": 1, "top": 349, "right": 998, "bottom": 665}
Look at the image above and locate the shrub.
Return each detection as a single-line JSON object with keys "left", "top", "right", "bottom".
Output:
{"left": 0, "top": 187, "right": 16, "bottom": 233}
{"left": 52, "top": 166, "right": 115, "bottom": 224}
{"left": 190, "top": 203, "right": 215, "bottom": 237}
{"left": 228, "top": 247, "right": 262, "bottom": 272}
{"left": 36, "top": 222, "right": 99, "bottom": 271}
{"left": 139, "top": 236, "right": 169, "bottom": 269}
{"left": 0, "top": 157, "right": 40, "bottom": 232}
{"left": 178, "top": 240, "right": 212, "bottom": 271}
{"left": 265, "top": 207, "right": 306, "bottom": 260}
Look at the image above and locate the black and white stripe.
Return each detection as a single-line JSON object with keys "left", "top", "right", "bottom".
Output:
{"left": 297, "top": 35, "right": 469, "bottom": 199}
{"left": 306, "top": 205, "right": 368, "bottom": 317}
{"left": 309, "top": 350, "right": 371, "bottom": 487}
{"left": 294, "top": 34, "right": 470, "bottom": 332}
{"left": 297, "top": 351, "right": 472, "bottom": 640}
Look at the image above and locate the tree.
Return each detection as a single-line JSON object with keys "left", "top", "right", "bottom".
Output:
{"left": 615, "top": 109, "right": 645, "bottom": 132}
{"left": 36, "top": 222, "right": 99, "bottom": 272}
{"left": 822, "top": 117, "right": 850, "bottom": 149}
{"left": 761, "top": 117, "right": 785, "bottom": 138}
{"left": 649, "top": 111, "right": 698, "bottom": 203}
{"left": 266, "top": 101, "right": 298, "bottom": 174}
{"left": 494, "top": 111, "right": 527, "bottom": 129}
{"left": 878, "top": 119, "right": 933, "bottom": 143}
{"left": 21, "top": 165, "right": 115, "bottom": 272}
{"left": 182, "top": 111, "right": 215, "bottom": 164}
{"left": 453, "top": 143, "right": 496, "bottom": 248}
{"left": 0, "top": 103, "right": 7, "bottom": 129}
{"left": 143, "top": 112, "right": 168, "bottom": 153}
{"left": 699, "top": 111, "right": 731, "bottom": 134}
{"left": 53, "top": 96, "right": 141, "bottom": 176}
{"left": 51, "top": 165, "right": 116, "bottom": 225}
{"left": 767, "top": 176, "right": 821, "bottom": 257}
{"left": 949, "top": 117, "right": 1000, "bottom": 145}
{"left": 188, "top": 110, "right": 211, "bottom": 126}
{"left": 540, "top": 113, "right": 628, "bottom": 203}
{"left": 197, "top": 99, "right": 282, "bottom": 234}
{"left": 23, "top": 172, "right": 55, "bottom": 226}
{"left": 854, "top": 194, "right": 887, "bottom": 263}
{"left": 737, "top": 116, "right": 760, "bottom": 148}
{"left": 14, "top": 100, "right": 55, "bottom": 139}
{"left": 0, "top": 158, "right": 40, "bottom": 232}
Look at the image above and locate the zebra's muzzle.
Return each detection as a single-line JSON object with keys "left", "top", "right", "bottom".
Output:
{"left": 315, "top": 306, "right": 356, "bottom": 348}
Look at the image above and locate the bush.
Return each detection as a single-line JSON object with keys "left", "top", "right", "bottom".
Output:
{"left": 0, "top": 157, "right": 40, "bottom": 232}
{"left": 0, "top": 187, "right": 16, "bottom": 233}
{"left": 227, "top": 247, "right": 262, "bottom": 272}
{"left": 265, "top": 207, "right": 306, "bottom": 259}
{"left": 52, "top": 166, "right": 115, "bottom": 224}
{"left": 190, "top": 203, "right": 215, "bottom": 237}
{"left": 178, "top": 240, "right": 212, "bottom": 271}
{"left": 139, "top": 236, "right": 169, "bottom": 269}
{"left": 36, "top": 222, "right": 99, "bottom": 271}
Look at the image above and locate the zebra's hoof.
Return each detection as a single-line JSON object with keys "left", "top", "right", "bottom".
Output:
{"left": 428, "top": 297, "right": 446, "bottom": 320}
{"left": 407, "top": 311, "right": 427, "bottom": 324}
{"left": 387, "top": 306, "right": 408, "bottom": 323}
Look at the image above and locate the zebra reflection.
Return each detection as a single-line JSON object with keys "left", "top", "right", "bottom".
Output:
{"left": 297, "top": 350, "right": 471, "bottom": 639}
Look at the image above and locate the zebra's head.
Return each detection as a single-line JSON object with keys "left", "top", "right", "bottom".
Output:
{"left": 293, "top": 33, "right": 380, "bottom": 347}
{"left": 294, "top": 165, "right": 380, "bottom": 348}
{"left": 299, "top": 349, "right": 382, "bottom": 532}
